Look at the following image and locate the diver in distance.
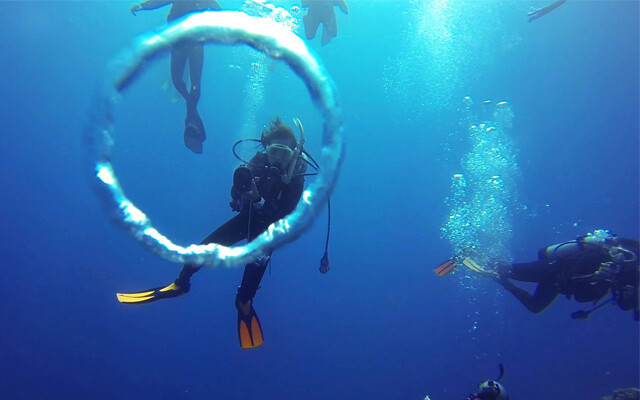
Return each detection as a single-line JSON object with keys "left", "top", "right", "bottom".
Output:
{"left": 424, "top": 364, "right": 509, "bottom": 400}
{"left": 465, "top": 364, "right": 509, "bottom": 400}
{"left": 301, "top": 0, "right": 349, "bottom": 46}
{"left": 129, "top": 0, "right": 222, "bottom": 154}
{"left": 435, "top": 230, "right": 639, "bottom": 321}
{"left": 117, "top": 117, "right": 314, "bottom": 349}
{"left": 528, "top": 0, "right": 567, "bottom": 22}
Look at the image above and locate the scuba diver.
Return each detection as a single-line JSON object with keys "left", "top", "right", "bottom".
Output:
{"left": 466, "top": 364, "right": 509, "bottom": 400}
{"left": 465, "top": 380, "right": 509, "bottom": 400}
{"left": 528, "top": 0, "right": 567, "bottom": 22}
{"left": 435, "top": 230, "right": 640, "bottom": 321}
{"left": 129, "top": 0, "right": 222, "bottom": 154}
{"left": 117, "top": 117, "right": 313, "bottom": 349}
{"left": 301, "top": 0, "right": 349, "bottom": 46}
{"left": 424, "top": 364, "right": 509, "bottom": 400}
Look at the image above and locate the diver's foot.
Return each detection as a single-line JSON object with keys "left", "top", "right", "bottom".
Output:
{"left": 477, "top": 269, "right": 501, "bottom": 280}
{"left": 184, "top": 120, "right": 206, "bottom": 154}
{"left": 116, "top": 281, "right": 190, "bottom": 304}
{"left": 184, "top": 109, "right": 206, "bottom": 154}
{"left": 236, "top": 298, "right": 252, "bottom": 316}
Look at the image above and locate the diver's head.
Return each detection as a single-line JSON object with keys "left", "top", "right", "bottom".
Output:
{"left": 473, "top": 381, "right": 509, "bottom": 400}
{"left": 261, "top": 116, "right": 297, "bottom": 169}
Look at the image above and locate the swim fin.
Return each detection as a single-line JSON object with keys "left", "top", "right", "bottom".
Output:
{"left": 462, "top": 258, "right": 487, "bottom": 273}
{"left": 237, "top": 301, "right": 264, "bottom": 349}
{"left": 434, "top": 259, "right": 457, "bottom": 276}
{"left": 116, "top": 282, "right": 189, "bottom": 304}
{"left": 184, "top": 106, "right": 206, "bottom": 154}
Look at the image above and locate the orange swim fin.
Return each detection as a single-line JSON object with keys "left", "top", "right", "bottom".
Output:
{"left": 434, "top": 259, "right": 457, "bottom": 276}
{"left": 237, "top": 303, "right": 264, "bottom": 349}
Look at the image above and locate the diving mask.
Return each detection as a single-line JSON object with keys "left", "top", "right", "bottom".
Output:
{"left": 266, "top": 143, "right": 294, "bottom": 169}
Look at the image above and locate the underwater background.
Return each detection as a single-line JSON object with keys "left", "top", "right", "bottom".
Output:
{"left": 0, "top": 1, "right": 638, "bottom": 399}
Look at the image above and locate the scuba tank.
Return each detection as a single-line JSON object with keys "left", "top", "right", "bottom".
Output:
{"left": 541, "top": 229, "right": 636, "bottom": 263}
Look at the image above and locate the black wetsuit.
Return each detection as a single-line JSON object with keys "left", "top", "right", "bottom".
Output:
{"left": 175, "top": 152, "right": 306, "bottom": 305}
{"left": 497, "top": 238, "right": 639, "bottom": 315}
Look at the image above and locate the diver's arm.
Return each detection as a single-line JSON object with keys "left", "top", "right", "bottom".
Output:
{"left": 131, "top": 0, "right": 172, "bottom": 15}
{"left": 229, "top": 181, "right": 260, "bottom": 211}
{"left": 336, "top": 0, "right": 348, "bottom": 14}
{"left": 138, "top": 0, "right": 173, "bottom": 9}
{"left": 496, "top": 278, "right": 559, "bottom": 313}
{"left": 278, "top": 168, "right": 306, "bottom": 214}
{"left": 230, "top": 163, "right": 261, "bottom": 212}
{"left": 282, "top": 175, "right": 305, "bottom": 211}
{"left": 528, "top": 0, "right": 568, "bottom": 22}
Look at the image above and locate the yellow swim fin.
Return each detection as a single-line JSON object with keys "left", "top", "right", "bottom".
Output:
{"left": 462, "top": 258, "right": 487, "bottom": 273}
{"left": 116, "top": 282, "right": 188, "bottom": 304}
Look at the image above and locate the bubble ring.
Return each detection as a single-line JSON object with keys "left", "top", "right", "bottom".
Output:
{"left": 85, "top": 11, "right": 343, "bottom": 268}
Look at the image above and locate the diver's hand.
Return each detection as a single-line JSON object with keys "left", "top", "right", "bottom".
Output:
{"left": 336, "top": 1, "right": 349, "bottom": 14}
{"left": 239, "top": 179, "right": 260, "bottom": 202}
{"left": 130, "top": 4, "right": 142, "bottom": 15}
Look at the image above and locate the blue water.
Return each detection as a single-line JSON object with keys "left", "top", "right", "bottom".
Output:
{"left": 1, "top": 1, "right": 638, "bottom": 399}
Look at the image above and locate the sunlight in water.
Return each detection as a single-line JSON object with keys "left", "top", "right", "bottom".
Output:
{"left": 384, "top": 0, "right": 459, "bottom": 113}
{"left": 383, "top": 0, "right": 509, "bottom": 115}
{"left": 238, "top": 0, "right": 302, "bottom": 139}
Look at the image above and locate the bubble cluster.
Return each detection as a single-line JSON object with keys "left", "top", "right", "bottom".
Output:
{"left": 383, "top": 1, "right": 513, "bottom": 115}
{"left": 383, "top": 0, "right": 458, "bottom": 112}
{"left": 238, "top": 1, "right": 302, "bottom": 138}
{"left": 442, "top": 98, "right": 519, "bottom": 270}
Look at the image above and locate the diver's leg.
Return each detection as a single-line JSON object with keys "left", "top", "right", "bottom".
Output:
{"left": 303, "top": 9, "right": 321, "bottom": 40}
{"left": 183, "top": 42, "right": 206, "bottom": 154}
{"left": 117, "top": 213, "right": 250, "bottom": 304}
{"left": 320, "top": 9, "right": 337, "bottom": 46}
{"left": 235, "top": 215, "right": 274, "bottom": 306}
{"left": 235, "top": 252, "right": 271, "bottom": 349}
{"left": 497, "top": 278, "right": 559, "bottom": 313}
{"left": 186, "top": 42, "right": 203, "bottom": 107}
{"left": 235, "top": 255, "right": 271, "bottom": 306}
{"left": 174, "top": 212, "right": 251, "bottom": 288}
{"left": 501, "top": 261, "right": 553, "bottom": 283}
{"left": 171, "top": 45, "right": 190, "bottom": 101}
{"left": 233, "top": 214, "right": 274, "bottom": 348}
